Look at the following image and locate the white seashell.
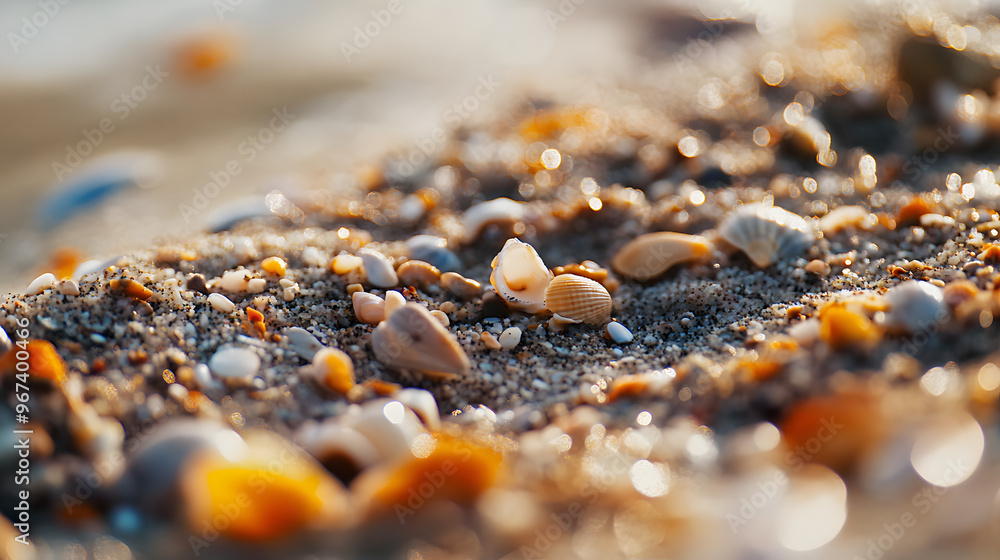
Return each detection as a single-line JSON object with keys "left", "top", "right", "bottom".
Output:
{"left": 372, "top": 302, "right": 470, "bottom": 378}
{"left": 207, "top": 293, "right": 236, "bottom": 313}
{"left": 606, "top": 321, "right": 634, "bottom": 343}
{"left": 719, "top": 203, "right": 814, "bottom": 267}
{"left": 332, "top": 254, "right": 363, "bottom": 275}
{"left": 359, "top": 248, "right": 398, "bottom": 288}
{"left": 882, "top": 280, "right": 947, "bottom": 334}
{"left": 490, "top": 238, "right": 553, "bottom": 314}
{"left": 352, "top": 291, "right": 386, "bottom": 325}
{"left": 218, "top": 269, "right": 252, "bottom": 292}
{"left": 393, "top": 388, "right": 441, "bottom": 431}
{"left": 462, "top": 197, "right": 526, "bottom": 242}
{"left": 208, "top": 347, "right": 260, "bottom": 381}
{"left": 441, "top": 272, "right": 482, "bottom": 300}
{"left": 611, "top": 232, "right": 713, "bottom": 281}
{"left": 26, "top": 272, "right": 55, "bottom": 296}
{"left": 396, "top": 260, "right": 440, "bottom": 288}
{"left": 544, "top": 274, "right": 612, "bottom": 325}
{"left": 57, "top": 279, "right": 81, "bottom": 296}
{"left": 384, "top": 290, "right": 406, "bottom": 318}
{"left": 344, "top": 398, "right": 425, "bottom": 463}
{"left": 498, "top": 327, "right": 521, "bottom": 350}
{"left": 282, "top": 327, "right": 325, "bottom": 360}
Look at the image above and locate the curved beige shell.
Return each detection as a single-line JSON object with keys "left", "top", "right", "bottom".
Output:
{"left": 352, "top": 291, "right": 386, "bottom": 325}
{"left": 359, "top": 248, "right": 398, "bottom": 288}
{"left": 612, "top": 232, "right": 713, "bottom": 281}
{"left": 462, "top": 197, "right": 526, "bottom": 242}
{"left": 490, "top": 238, "right": 553, "bottom": 313}
{"left": 544, "top": 273, "right": 612, "bottom": 325}
{"left": 719, "top": 203, "right": 814, "bottom": 268}
{"left": 396, "top": 260, "right": 440, "bottom": 288}
{"left": 371, "top": 302, "right": 470, "bottom": 378}
{"left": 384, "top": 290, "right": 406, "bottom": 318}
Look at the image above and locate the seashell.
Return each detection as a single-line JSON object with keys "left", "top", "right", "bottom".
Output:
{"left": 26, "top": 272, "right": 56, "bottom": 296}
{"left": 282, "top": 327, "right": 324, "bottom": 360}
{"left": 261, "top": 256, "right": 287, "bottom": 276}
{"left": 498, "top": 327, "right": 521, "bottom": 349}
{"left": 882, "top": 280, "right": 947, "bottom": 334}
{"left": 606, "top": 321, "right": 633, "bottom": 343}
{"left": 393, "top": 388, "right": 441, "bottom": 431}
{"left": 406, "top": 234, "right": 461, "bottom": 272}
{"left": 818, "top": 205, "right": 873, "bottom": 235}
{"left": 344, "top": 398, "right": 426, "bottom": 463}
{"left": 611, "top": 232, "right": 712, "bottom": 281}
{"left": 441, "top": 271, "right": 482, "bottom": 300}
{"left": 462, "top": 197, "right": 526, "bottom": 242}
{"left": 396, "top": 259, "right": 440, "bottom": 288}
{"left": 352, "top": 291, "right": 386, "bottom": 325}
{"left": 295, "top": 421, "right": 381, "bottom": 484}
{"left": 332, "top": 253, "right": 363, "bottom": 275}
{"left": 490, "top": 238, "right": 553, "bottom": 314}
{"left": 371, "top": 302, "right": 470, "bottom": 378}
{"left": 359, "top": 248, "right": 398, "bottom": 288}
{"left": 208, "top": 347, "right": 260, "bottom": 381}
{"left": 207, "top": 293, "right": 236, "bottom": 313}
{"left": 37, "top": 150, "right": 164, "bottom": 230}
{"left": 384, "top": 290, "right": 406, "bottom": 318}
{"left": 311, "top": 347, "right": 354, "bottom": 394}
{"left": 181, "top": 429, "right": 348, "bottom": 540}
{"left": 719, "top": 203, "right": 814, "bottom": 268}
{"left": 544, "top": 274, "right": 612, "bottom": 325}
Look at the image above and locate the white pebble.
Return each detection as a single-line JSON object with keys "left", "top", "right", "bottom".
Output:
{"left": 607, "top": 322, "right": 634, "bottom": 343}
{"left": 208, "top": 293, "right": 236, "bottom": 313}
{"left": 385, "top": 290, "right": 406, "bottom": 317}
{"left": 209, "top": 347, "right": 260, "bottom": 380}
{"left": 301, "top": 246, "right": 323, "bottom": 267}
{"left": 359, "top": 249, "right": 398, "bottom": 288}
{"left": 26, "top": 273, "right": 55, "bottom": 296}
{"left": 612, "top": 348, "right": 624, "bottom": 358}
{"left": 498, "top": 327, "right": 522, "bottom": 350}
{"left": 282, "top": 327, "right": 324, "bottom": 360}
{"left": 57, "top": 279, "right": 80, "bottom": 296}
{"left": 218, "top": 270, "right": 252, "bottom": 292}
{"left": 247, "top": 278, "right": 267, "bottom": 293}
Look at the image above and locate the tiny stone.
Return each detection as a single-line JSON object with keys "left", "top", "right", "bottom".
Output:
{"left": 208, "top": 293, "right": 236, "bottom": 313}
{"left": 209, "top": 347, "right": 261, "bottom": 380}
{"left": 499, "top": 327, "right": 522, "bottom": 350}
{"left": 26, "top": 273, "right": 55, "bottom": 296}
{"left": 607, "top": 322, "right": 634, "bottom": 343}
{"left": 57, "top": 279, "right": 81, "bottom": 296}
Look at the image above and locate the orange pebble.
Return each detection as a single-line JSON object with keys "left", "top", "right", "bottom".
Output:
{"left": 1, "top": 340, "right": 67, "bottom": 383}
{"left": 109, "top": 278, "right": 153, "bottom": 300}
{"left": 781, "top": 393, "right": 884, "bottom": 473}
{"left": 895, "top": 195, "right": 935, "bottom": 226}
{"left": 261, "top": 257, "right": 287, "bottom": 276}
{"left": 818, "top": 303, "right": 880, "bottom": 351}
{"left": 246, "top": 308, "right": 266, "bottom": 337}
{"left": 312, "top": 348, "right": 354, "bottom": 394}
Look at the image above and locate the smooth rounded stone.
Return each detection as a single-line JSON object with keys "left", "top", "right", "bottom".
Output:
{"left": 209, "top": 347, "right": 261, "bottom": 380}
{"left": 283, "top": 327, "right": 325, "bottom": 360}
{"left": 57, "top": 279, "right": 81, "bottom": 296}
{"left": 498, "top": 327, "right": 522, "bottom": 350}
{"left": 359, "top": 248, "right": 398, "bottom": 288}
{"left": 218, "top": 270, "right": 253, "bottom": 292}
{"left": 883, "top": 280, "right": 947, "bottom": 334}
{"left": 607, "top": 322, "right": 634, "bottom": 344}
{"left": 207, "top": 293, "right": 236, "bottom": 313}
{"left": 26, "top": 273, "right": 56, "bottom": 296}
{"left": 406, "top": 234, "right": 461, "bottom": 272}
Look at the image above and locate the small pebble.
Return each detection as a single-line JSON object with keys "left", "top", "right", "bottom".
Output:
{"left": 430, "top": 310, "right": 450, "bottom": 326}
{"left": 301, "top": 246, "right": 323, "bottom": 267}
{"left": 359, "top": 249, "right": 398, "bottom": 288}
{"left": 607, "top": 322, "right": 634, "bottom": 343}
{"left": 247, "top": 278, "right": 267, "bottom": 293}
{"left": 283, "top": 327, "right": 325, "bottom": 360}
{"left": 208, "top": 293, "right": 236, "bottom": 313}
{"left": 26, "top": 272, "right": 56, "bottom": 296}
{"left": 332, "top": 254, "right": 363, "bottom": 275}
{"left": 57, "top": 279, "right": 81, "bottom": 296}
{"left": 481, "top": 331, "right": 502, "bottom": 350}
{"left": 499, "top": 327, "right": 522, "bottom": 350}
{"left": 261, "top": 256, "right": 287, "bottom": 276}
{"left": 208, "top": 347, "right": 260, "bottom": 380}
{"left": 218, "top": 270, "right": 252, "bottom": 292}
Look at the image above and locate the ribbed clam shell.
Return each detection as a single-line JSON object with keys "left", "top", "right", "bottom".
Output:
{"left": 490, "top": 238, "right": 553, "bottom": 313}
{"left": 719, "top": 203, "right": 814, "bottom": 267}
{"left": 543, "top": 274, "right": 612, "bottom": 324}
{"left": 612, "top": 232, "right": 712, "bottom": 281}
{"left": 372, "top": 303, "right": 470, "bottom": 378}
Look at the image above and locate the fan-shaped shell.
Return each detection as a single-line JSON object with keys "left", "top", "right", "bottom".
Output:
{"left": 490, "top": 238, "right": 553, "bottom": 313}
{"left": 612, "top": 232, "right": 713, "bottom": 280}
{"left": 719, "top": 203, "right": 814, "bottom": 267}
{"left": 544, "top": 273, "right": 612, "bottom": 324}
{"left": 371, "top": 303, "right": 470, "bottom": 378}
